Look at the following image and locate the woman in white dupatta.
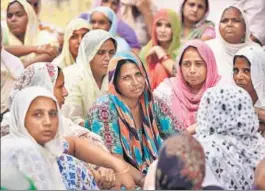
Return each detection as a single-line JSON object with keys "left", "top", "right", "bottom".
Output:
{"left": 3, "top": 0, "right": 58, "bottom": 66}
{"left": 1, "top": 87, "right": 66, "bottom": 190}
{"left": 52, "top": 18, "right": 91, "bottom": 69}
{"left": 205, "top": 4, "right": 258, "bottom": 84}
{"left": 62, "top": 29, "right": 117, "bottom": 126}
{"left": 233, "top": 45, "right": 265, "bottom": 137}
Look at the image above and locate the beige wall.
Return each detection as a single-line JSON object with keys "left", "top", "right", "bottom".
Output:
{"left": 1, "top": 0, "right": 92, "bottom": 28}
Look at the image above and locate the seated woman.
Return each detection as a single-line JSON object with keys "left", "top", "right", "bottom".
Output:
{"left": 1, "top": 86, "right": 135, "bottom": 189}
{"left": 80, "top": 0, "right": 141, "bottom": 53}
{"left": 52, "top": 18, "right": 91, "bottom": 69}
{"left": 179, "top": 0, "right": 215, "bottom": 43}
{"left": 89, "top": 6, "right": 130, "bottom": 52}
{"left": 154, "top": 40, "right": 220, "bottom": 131}
{"left": 195, "top": 85, "right": 265, "bottom": 190}
{"left": 3, "top": 0, "right": 58, "bottom": 67}
{"left": 86, "top": 51, "right": 184, "bottom": 180}
{"left": 233, "top": 45, "right": 265, "bottom": 137}
{"left": 62, "top": 29, "right": 116, "bottom": 126}
{"left": 1, "top": 33, "right": 24, "bottom": 123}
{"left": 139, "top": 8, "right": 181, "bottom": 90}
{"left": 206, "top": 4, "right": 258, "bottom": 84}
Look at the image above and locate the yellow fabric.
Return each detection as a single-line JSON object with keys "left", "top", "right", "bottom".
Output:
{"left": 4, "top": 0, "right": 57, "bottom": 62}
{"left": 52, "top": 18, "right": 91, "bottom": 69}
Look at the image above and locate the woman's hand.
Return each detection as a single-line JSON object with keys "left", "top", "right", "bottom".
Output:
{"left": 35, "top": 44, "right": 58, "bottom": 58}
{"left": 93, "top": 167, "right": 116, "bottom": 189}
{"left": 187, "top": 123, "right": 197, "bottom": 135}
{"left": 115, "top": 169, "right": 135, "bottom": 190}
{"left": 135, "top": 0, "right": 151, "bottom": 14}
{"left": 146, "top": 46, "right": 167, "bottom": 60}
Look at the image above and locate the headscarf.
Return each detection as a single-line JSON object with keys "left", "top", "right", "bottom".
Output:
{"left": 206, "top": 4, "right": 258, "bottom": 83}
{"left": 107, "top": 51, "right": 163, "bottom": 173}
{"left": 234, "top": 45, "right": 265, "bottom": 109}
{"left": 4, "top": 0, "right": 57, "bottom": 62}
{"left": 62, "top": 30, "right": 117, "bottom": 124}
{"left": 52, "top": 18, "right": 91, "bottom": 69}
{"left": 195, "top": 85, "right": 265, "bottom": 190}
{"left": 155, "top": 134, "right": 205, "bottom": 190}
{"left": 2, "top": 86, "right": 65, "bottom": 189}
{"left": 89, "top": 6, "right": 130, "bottom": 52}
{"left": 156, "top": 40, "right": 220, "bottom": 128}
{"left": 179, "top": 0, "right": 215, "bottom": 42}
{"left": 139, "top": 9, "right": 181, "bottom": 90}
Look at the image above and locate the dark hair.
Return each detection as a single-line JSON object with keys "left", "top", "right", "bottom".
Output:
{"left": 179, "top": 46, "right": 198, "bottom": 66}
{"left": 56, "top": 66, "right": 62, "bottom": 81}
{"left": 181, "top": 0, "right": 209, "bottom": 23}
{"left": 233, "top": 55, "right": 251, "bottom": 66}
{"left": 113, "top": 59, "right": 136, "bottom": 94}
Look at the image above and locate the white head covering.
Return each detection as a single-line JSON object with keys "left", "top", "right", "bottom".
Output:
{"left": 52, "top": 18, "right": 91, "bottom": 69}
{"left": 206, "top": 4, "right": 258, "bottom": 84}
{"left": 3, "top": 86, "right": 65, "bottom": 189}
{"left": 195, "top": 85, "right": 265, "bottom": 190}
{"left": 62, "top": 29, "right": 117, "bottom": 124}
{"left": 234, "top": 45, "right": 265, "bottom": 109}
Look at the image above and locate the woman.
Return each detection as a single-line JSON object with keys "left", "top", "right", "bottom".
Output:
{"left": 254, "top": 158, "right": 265, "bottom": 190}
{"left": 180, "top": 0, "right": 215, "bottom": 43}
{"left": 155, "top": 134, "right": 206, "bottom": 190}
{"left": 1, "top": 86, "right": 135, "bottom": 190}
{"left": 1, "top": 33, "right": 24, "bottom": 122}
{"left": 89, "top": 6, "right": 130, "bottom": 52}
{"left": 3, "top": 0, "right": 58, "bottom": 67}
{"left": 233, "top": 45, "right": 265, "bottom": 136}
{"left": 139, "top": 8, "right": 181, "bottom": 90}
{"left": 154, "top": 40, "right": 220, "bottom": 130}
{"left": 80, "top": 0, "right": 141, "bottom": 53}
{"left": 195, "top": 85, "right": 265, "bottom": 190}
{"left": 62, "top": 29, "right": 117, "bottom": 126}
{"left": 86, "top": 51, "right": 184, "bottom": 178}
{"left": 52, "top": 18, "right": 91, "bottom": 69}
{"left": 206, "top": 4, "right": 258, "bottom": 84}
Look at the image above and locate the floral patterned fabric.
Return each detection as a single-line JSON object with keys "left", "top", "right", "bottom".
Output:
{"left": 58, "top": 141, "right": 99, "bottom": 190}
{"left": 86, "top": 51, "right": 185, "bottom": 174}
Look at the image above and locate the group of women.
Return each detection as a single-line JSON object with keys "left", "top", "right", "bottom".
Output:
{"left": 1, "top": 0, "right": 265, "bottom": 190}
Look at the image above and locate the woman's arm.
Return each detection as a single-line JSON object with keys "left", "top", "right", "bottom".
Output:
{"left": 65, "top": 136, "right": 136, "bottom": 189}
{"left": 5, "top": 45, "right": 38, "bottom": 57}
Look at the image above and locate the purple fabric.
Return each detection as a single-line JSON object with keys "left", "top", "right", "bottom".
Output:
{"left": 78, "top": 12, "right": 141, "bottom": 49}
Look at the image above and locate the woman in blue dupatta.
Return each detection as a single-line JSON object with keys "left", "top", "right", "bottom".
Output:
{"left": 89, "top": 6, "right": 130, "bottom": 52}
{"left": 85, "top": 51, "right": 184, "bottom": 187}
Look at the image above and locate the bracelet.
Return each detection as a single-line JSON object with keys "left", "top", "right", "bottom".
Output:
{"left": 159, "top": 54, "right": 170, "bottom": 63}
{"left": 115, "top": 165, "right": 130, "bottom": 176}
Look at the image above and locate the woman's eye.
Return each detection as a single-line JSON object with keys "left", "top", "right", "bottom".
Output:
{"left": 50, "top": 111, "right": 58, "bottom": 117}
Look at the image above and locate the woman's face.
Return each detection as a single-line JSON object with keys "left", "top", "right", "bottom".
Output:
{"left": 116, "top": 62, "right": 145, "bottom": 100}
{"left": 90, "top": 12, "right": 111, "bottom": 31}
{"left": 219, "top": 7, "right": 246, "bottom": 44}
{"left": 90, "top": 39, "right": 116, "bottom": 79}
{"left": 6, "top": 2, "right": 28, "bottom": 37}
{"left": 69, "top": 28, "right": 89, "bottom": 59}
{"left": 25, "top": 96, "right": 58, "bottom": 146}
{"left": 181, "top": 47, "right": 207, "bottom": 90}
{"left": 101, "top": 0, "right": 119, "bottom": 13}
{"left": 53, "top": 71, "right": 68, "bottom": 109}
{"left": 155, "top": 19, "right": 173, "bottom": 44}
{"left": 233, "top": 57, "right": 256, "bottom": 96}
{"left": 183, "top": 0, "right": 207, "bottom": 24}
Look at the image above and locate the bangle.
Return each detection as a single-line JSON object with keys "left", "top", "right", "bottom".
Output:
{"left": 115, "top": 165, "right": 130, "bottom": 176}
{"left": 159, "top": 54, "right": 170, "bottom": 63}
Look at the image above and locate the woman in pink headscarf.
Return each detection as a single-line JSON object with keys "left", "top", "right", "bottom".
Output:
{"left": 154, "top": 40, "right": 220, "bottom": 132}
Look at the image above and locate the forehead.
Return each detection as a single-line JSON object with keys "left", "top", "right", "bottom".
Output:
{"left": 234, "top": 56, "right": 250, "bottom": 66}
{"left": 185, "top": 0, "right": 206, "bottom": 6}
{"left": 28, "top": 96, "right": 57, "bottom": 110}
{"left": 72, "top": 28, "right": 89, "bottom": 35}
{"left": 119, "top": 62, "right": 140, "bottom": 75}
{"left": 222, "top": 7, "right": 242, "bottom": 18}
{"left": 102, "top": 0, "right": 119, "bottom": 4}
{"left": 182, "top": 47, "right": 203, "bottom": 60}
{"left": 98, "top": 39, "right": 115, "bottom": 49}
{"left": 91, "top": 12, "right": 109, "bottom": 21}
{"left": 156, "top": 19, "right": 170, "bottom": 24}
{"left": 8, "top": 2, "right": 24, "bottom": 13}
